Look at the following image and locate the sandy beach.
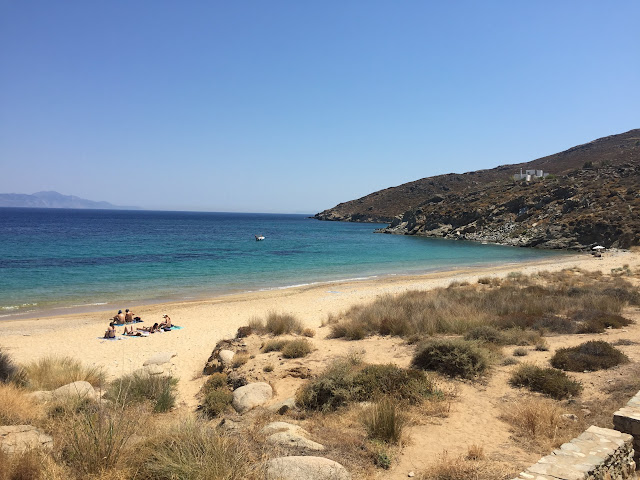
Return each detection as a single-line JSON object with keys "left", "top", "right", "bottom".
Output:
{"left": 1, "top": 249, "right": 638, "bottom": 408}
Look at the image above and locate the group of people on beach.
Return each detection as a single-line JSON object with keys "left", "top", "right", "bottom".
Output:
{"left": 103, "top": 310, "right": 172, "bottom": 338}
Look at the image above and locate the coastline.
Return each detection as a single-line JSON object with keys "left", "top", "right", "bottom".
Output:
{"left": 1, "top": 249, "right": 637, "bottom": 408}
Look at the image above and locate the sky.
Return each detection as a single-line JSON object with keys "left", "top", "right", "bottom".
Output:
{"left": 1, "top": 1, "right": 638, "bottom": 213}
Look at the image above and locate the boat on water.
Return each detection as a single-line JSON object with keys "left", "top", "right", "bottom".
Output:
{"left": 255, "top": 234, "right": 265, "bottom": 241}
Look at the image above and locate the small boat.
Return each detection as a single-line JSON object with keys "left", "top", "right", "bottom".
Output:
{"left": 255, "top": 235, "right": 265, "bottom": 241}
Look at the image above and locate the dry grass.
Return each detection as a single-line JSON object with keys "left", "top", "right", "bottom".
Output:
{"left": 250, "top": 311, "right": 304, "bottom": 335}
{"left": 23, "top": 356, "right": 105, "bottom": 391}
{"left": 134, "top": 416, "right": 255, "bottom": 480}
{"left": 501, "top": 397, "right": 584, "bottom": 452}
{"left": 231, "top": 353, "right": 250, "bottom": 368}
{"left": 361, "top": 396, "right": 408, "bottom": 444}
{"left": 0, "top": 382, "right": 43, "bottom": 425}
{"left": 326, "top": 270, "right": 639, "bottom": 339}
{"left": 0, "top": 348, "right": 26, "bottom": 385}
{"left": 418, "top": 452, "right": 517, "bottom": 480}
{"left": 281, "top": 338, "right": 313, "bottom": 358}
{"left": 106, "top": 371, "right": 177, "bottom": 413}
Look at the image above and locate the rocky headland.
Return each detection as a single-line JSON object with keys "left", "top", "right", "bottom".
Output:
{"left": 315, "top": 129, "right": 640, "bottom": 250}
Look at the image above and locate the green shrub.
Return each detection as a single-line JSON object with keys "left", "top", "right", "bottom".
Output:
{"left": 411, "top": 339, "right": 489, "bottom": 379}
{"left": 362, "top": 397, "right": 407, "bottom": 444}
{"left": 509, "top": 364, "right": 582, "bottom": 399}
{"left": 202, "top": 389, "right": 233, "bottom": 418}
{"left": 551, "top": 341, "right": 629, "bottom": 372}
{"left": 202, "top": 373, "right": 228, "bottom": 394}
{"left": 281, "top": 339, "right": 313, "bottom": 358}
{"left": 296, "top": 358, "right": 438, "bottom": 412}
{"left": 107, "top": 372, "right": 178, "bottom": 413}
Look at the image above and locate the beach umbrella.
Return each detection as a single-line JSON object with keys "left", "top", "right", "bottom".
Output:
{"left": 592, "top": 246, "right": 605, "bottom": 250}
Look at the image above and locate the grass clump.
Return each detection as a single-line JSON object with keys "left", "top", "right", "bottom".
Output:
{"left": 464, "top": 325, "right": 505, "bottom": 344}
{"left": 200, "top": 373, "right": 233, "bottom": 418}
{"left": 362, "top": 397, "right": 407, "bottom": 444}
{"left": 573, "top": 310, "right": 633, "bottom": 333}
{"left": 0, "top": 383, "right": 43, "bottom": 425}
{"left": 509, "top": 364, "right": 582, "bottom": 399}
{"left": 281, "top": 338, "right": 313, "bottom": 358}
{"left": 24, "top": 356, "right": 105, "bottom": 391}
{"left": 261, "top": 339, "right": 288, "bottom": 353}
{"left": 418, "top": 453, "right": 515, "bottom": 480}
{"left": 135, "top": 418, "right": 252, "bottom": 480}
{"left": 551, "top": 341, "right": 629, "bottom": 372}
{"left": 231, "top": 353, "right": 249, "bottom": 368}
{"left": 107, "top": 371, "right": 177, "bottom": 413}
{"left": 0, "top": 349, "right": 26, "bottom": 385}
{"left": 513, "top": 347, "right": 528, "bottom": 357}
{"left": 265, "top": 311, "right": 304, "bottom": 335}
{"left": 296, "top": 358, "right": 439, "bottom": 412}
{"left": 411, "top": 339, "right": 489, "bottom": 379}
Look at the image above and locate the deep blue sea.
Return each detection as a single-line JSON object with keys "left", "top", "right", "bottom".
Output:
{"left": 0, "top": 208, "right": 568, "bottom": 318}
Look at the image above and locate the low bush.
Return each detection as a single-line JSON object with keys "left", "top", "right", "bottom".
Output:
{"left": 231, "top": 353, "right": 249, "bottom": 368}
{"left": 24, "top": 356, "right": 105, "bottom": 391}
{"left": 362, "top": 397, "right": 407, "bottom": 444}
{"left": 501, "top": 328, "right": 542, "bottom": 346}
{"left": 532, "top": 315, "right": 576, "bottom": 334}
{"left": 0, "top": 449, "right": 46, "bottom": 480}
{"left": 0, "top": 383, "right": 42, "bottom": 425}
{"left": 107, "top": 372, "right": 178, "bottom": 413}
{"left": 261, "top": 339, "right": 288, "bottom": 353}
{"left": 296, "top": 358, "right": 438, "bottom": 412}
{"left": 573, "top": 310, "right": 633, "bottom": 334}
{"left": 135, "top": 418, "right": 252, "bottom": 480}
{"left": 411, "top": 339, "right": 489, "bottom": 379}
{"left": 235, "top": 326, "right": 252, "bottom": 338}
{"left": 202, "top": 388, "right": 233, "bottom": 418}
{"left": 281, "top": 338, "right": 313, "bottom": 358}
{"left": 551, "top": 341, "right": 629, "bottom": 372}
{"left": 302, "top": 328, "right": 316, "bottom": 337}
{"left": 202, "top": 373, "right": 228, "bottom": 394}
{"left": 513, "top": 347, "right": 528, "bottom": 357}
{"left": 509, "top": 364, "right": 582, "bottom": 399}
{"left": 464, "top": 325, "right": 505, "bottom": 344}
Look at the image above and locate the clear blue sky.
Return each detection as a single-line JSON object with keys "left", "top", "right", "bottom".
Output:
{"left": 1, "top": 1, "right": 638, "bottom": 213}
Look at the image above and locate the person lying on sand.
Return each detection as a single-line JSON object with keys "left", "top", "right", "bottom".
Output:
{"left": 159, "top": 314, "right": 172, "bottom": 329}
{"left": 137, "top": 323, "right": 160, "bottom": 333}
{"left": 123, "top": 325, "right": 144, "bottom": 336}
{"left": 104, "top": 322, "right": 116, "bottom": 338}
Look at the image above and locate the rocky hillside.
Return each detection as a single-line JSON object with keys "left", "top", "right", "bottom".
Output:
{"left": 379, "top": 163, "right": 640, "bottom": 249}
{"left": 314, "top": 129, "right": 640, "bottom": 223}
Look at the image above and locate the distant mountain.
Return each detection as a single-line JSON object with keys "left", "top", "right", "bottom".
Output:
{"left": 314, "top": 129, "right": 640, "bottom": 223}
{"left": 0, "top": 191, "right": 139, "bottom": 210}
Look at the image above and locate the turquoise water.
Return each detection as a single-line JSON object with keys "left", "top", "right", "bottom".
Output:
{"left": 0, "top": 208, "right": 568, "bottom": 318}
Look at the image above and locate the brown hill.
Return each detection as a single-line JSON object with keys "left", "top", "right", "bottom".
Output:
{"left": 314, "top": 129, "right": 640, "bottom": 223}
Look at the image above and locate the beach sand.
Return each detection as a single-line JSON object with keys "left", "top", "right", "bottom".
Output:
{"left": 1, "top": 249, "right": 637, "bottom": 407}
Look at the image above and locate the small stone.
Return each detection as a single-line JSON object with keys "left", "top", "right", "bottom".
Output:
{"left": 561, "top": 413, "right": 578, "bottom": 422}
{"left": 408, "top": 472, "right": 415, "bottom": 477}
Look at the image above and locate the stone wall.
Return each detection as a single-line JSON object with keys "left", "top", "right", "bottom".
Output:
{"left": 511, "top": 425, "right": 636, "bottom": 480}
{"left": 614, "top": 390, "right": 640, "bottom": 463}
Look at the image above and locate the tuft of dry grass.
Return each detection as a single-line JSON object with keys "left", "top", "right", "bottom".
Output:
{"left": 465, "top": 444, "right": 485, "bottom": 461}
{"left": 24, "top": 356, "right": 105, "bottom": 391}
{"left": 418, "top": 452, "right": 517, "bottom": 480}
{"left": 362, "top": 397, "right": 407, "bottom": 444}
{"left": 0, "top": 383, "right": 43, "bottom": 425}
{"left": 134, "top": 416, "right": 255, "bottom": 480}
{"left": 501, "top": 397, "right": 584, "bottom": 452}
{"left": 231, "top": 353, "right": 250, "bottom": 368}
{"left": 281, "top": 338, "right": 313, "bottom": 358}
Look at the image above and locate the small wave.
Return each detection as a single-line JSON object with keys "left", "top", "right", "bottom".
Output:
{"left": 1, "top": 303, "right": 38, "bottom": 311}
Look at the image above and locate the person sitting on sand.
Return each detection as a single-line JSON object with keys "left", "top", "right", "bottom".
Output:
{"left": 104, "top": 321, "right": 116, "bottom": 338}
{"left": 124, "top": 309, "right": 134, "bottom": 323}
{"left": 137, "top": 322, "right": 160, "bottom": 333}
{"left": 113, "top": 310, "right": 125, "bottom": 324}
{"left": 159, "top": 314, "right": 172, "bottom": 329}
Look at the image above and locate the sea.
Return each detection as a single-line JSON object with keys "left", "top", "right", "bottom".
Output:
{"left": 0, "top": 208, "right": 569, "bottom": 319}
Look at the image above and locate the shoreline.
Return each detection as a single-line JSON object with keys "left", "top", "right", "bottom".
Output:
{"left": 0, "top": 251, "right": 570, "bottom": 321}
{"left": 1, "top": 249, "right": 638, "bottom": 408}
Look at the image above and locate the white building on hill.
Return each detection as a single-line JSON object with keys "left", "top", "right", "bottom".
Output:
{"left": 513, "top": 168, "right": 549, "bottom": 181}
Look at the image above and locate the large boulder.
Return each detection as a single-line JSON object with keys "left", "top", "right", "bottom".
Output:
{"left": 218, "top": 349, "right": 235, "bottom": 366}
{"left": 232, "top": 382, "right": 272, "bottom": 413}
{"left": 52, "top": 381, "right": 97, "bottom": 400}
{"left": 260, "top": 422, "right": 325, "bottom": 451}
{"left": 143, "top": 352, "right": 177, "bottom": 366}
{"left": 265, "top": 456, "right": 350, "bottom": 480}
{"left": 0, "top": 425, "right": 53, "bottom": 454}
